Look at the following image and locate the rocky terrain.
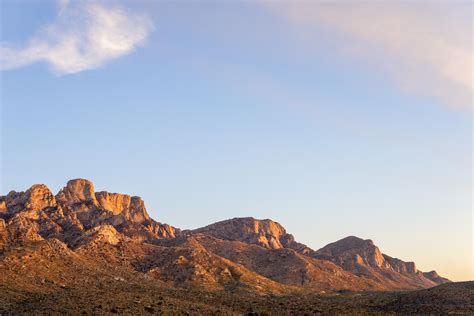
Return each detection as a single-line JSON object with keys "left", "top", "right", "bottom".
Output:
{"left": 1, "top": 179, "right": 471, "bottom": 314}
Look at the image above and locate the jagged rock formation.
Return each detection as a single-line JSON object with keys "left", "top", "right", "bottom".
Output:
{"left": 0, "top": 219, "right": 7, "bottom": 250}
{"left": 0, "top": 179, "right": 450, "bottom": 294}
{"left": 313, "top": 236, "right": 446, "bottom": 289}
{"left": 0, "top": 179, "right": 178, "bottom": 247}
{"left": 314, "top": 236, "right": 389, "bottom": 271}
{"left": 191, "top": 217, "right": 316, "bottom": 256}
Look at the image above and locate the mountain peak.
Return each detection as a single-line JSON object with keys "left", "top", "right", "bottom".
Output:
{"left": 56, "top": 178, "right": 98, "bottom": 207}
{"left": 0, "top": 184, "right": 56, "bottom": 216}
{"left": 315, "top": 235, "right": 387, "bottom": 271}
{"left": 1, "top": 179, "right": 176, "bottom": 244}
{"left": 313, "top": 236, "right": 448, "bottom": 287}
{"left": 190, "top": 217, "right": 315, "bottom": 256}
{"left": 316, "top": 236, "right": 377, "bottom": 256}
{"left": 191, "top": 217, "right": 288, "bottom": 249}
{"left": 25, "top": 184, "right": 56, "bottom": 210}
{"left": 340, "top": 235, "right": 373, "bottom": 244}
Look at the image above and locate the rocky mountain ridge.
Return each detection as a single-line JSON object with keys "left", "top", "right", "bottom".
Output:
{"left": 0, "top": 179, "right": 450, "bottom": 293}
{"left": 0, "top": 179, "right": 177, "bottom": 246}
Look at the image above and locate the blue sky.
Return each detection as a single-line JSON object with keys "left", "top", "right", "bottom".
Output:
{"left": 0, "top": 1, "right": 472, "bottom": 281}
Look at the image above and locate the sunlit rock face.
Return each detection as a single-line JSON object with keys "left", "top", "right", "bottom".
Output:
{"left": 191, "top": 217, "right": 314, "bottom": 254}
{"left": 1, "top": 184, "right": 56, "bottom": 216}
{"left": 56, "top": 179, "right": 98, "bottom": 207}
{"left": 0, "top": 218, "right": 8, "bottom": 249}
{"left": 96, "top": 191, "right": 132, "bottom": 215}
{"left": 315, "top": 236, "right": 389, "bottom": 270}
{"left": 75, "top": 224, "right": 122, "bottom": 247}
{"left": 0, "top": 179, "right": 178, "bottom": 246}
{"left": 95, "top": 192, "right": 150, "bottom": 225}
{"left": 191, "top": 217, "right": 288, "bottom": 249}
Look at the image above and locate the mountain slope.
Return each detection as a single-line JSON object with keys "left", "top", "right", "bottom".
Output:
{"left": 190, "top": 218, "right": 449, "bottom": 290}
{"left": 187, "top": 233, "right": 382, "bottom": 291}
{"left": 191, "top": 217, "right": 316, "bottom": 256}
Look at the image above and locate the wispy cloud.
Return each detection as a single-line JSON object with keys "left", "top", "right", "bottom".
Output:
{"left": 265, "top": 2, "right": 473, "bottom": 110}
{"left": 1, "top": 0, "right": 153, "bottom": 75}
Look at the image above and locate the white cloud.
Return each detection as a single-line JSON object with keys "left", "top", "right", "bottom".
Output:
{"left": 264, "top": 2, "right": 473, "bottom": 110}
{"left": 0, "top": 1, "right": 153, "bottom": 75}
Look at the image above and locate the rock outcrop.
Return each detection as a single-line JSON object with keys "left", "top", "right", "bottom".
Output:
{"left": 0, "top": 179, "right": 178, "bottom": 247}
{"left": 56, "top": 179, "right": 97, "bottom": 207}
{"left": 95, "top": 191, "right": 151, "bottom": 224}
{"left": 0, "top": 218, "right": 8, "bottom": 250}
{"left": 191, "top": 217, "right": 315, "bottom": 255}
{"left": 314, "top": 236, "right": 389, "bottom": 272}
{"left": 1, "top": 184, "right": 55, "bottom": 216}
{"left": 313, "top": 236, "right": 444, "bottom": 289}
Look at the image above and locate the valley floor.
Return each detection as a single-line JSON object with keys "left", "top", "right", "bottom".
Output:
{"left": 1, "top": 280, "right": 473, "bottom": 315}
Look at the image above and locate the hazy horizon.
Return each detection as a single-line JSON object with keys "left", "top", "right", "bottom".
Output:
{"left": 1, "top": 1, "right": 472, "bottom": 282}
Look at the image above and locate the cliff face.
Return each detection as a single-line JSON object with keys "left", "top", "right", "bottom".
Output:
{"left": 0, "top": 179, "right": 450, "bottom": 293}
{"left": 0, "top": 179, "right": 178, "bottom": 246}
{"left": 314, "top": 236, "right": 389, "bottom": 271}
{"left": 191, "top": 217, "right": 315, "bottom": 255}
{"left": 56, "top": 179, "right": 97, "bottom": 207}
{"left": 192, "top": 217, "right": 289, "bottom": 249}
{"left": 313, "top": 236, "right": 442, "bottom": 289}
{"left": 95, "top": 191, "right": 149, "bottom": 222}
{"left": 1, "top": 184, "right": 56, "bottom": 215}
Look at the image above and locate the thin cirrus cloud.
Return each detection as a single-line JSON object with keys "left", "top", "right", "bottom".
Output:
{"left": 0, "top": 1, "right": 153, "bottom": 75}
{"left": 264, "top": 2, "right": 473, "bottom": 110}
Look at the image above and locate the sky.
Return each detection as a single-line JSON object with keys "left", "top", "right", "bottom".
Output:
{"left": 0, "top": 0, "right": 472, "bottom": 281}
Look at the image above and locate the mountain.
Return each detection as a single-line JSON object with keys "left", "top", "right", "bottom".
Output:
{"left": 313, "top": 236, "right": 450, "bottom": 289}
{"left": 190, "top": 217, "right": 316, "bottom": 256}
{"left": 0, "top": 179, "right": 450, "bottom": 296}
{"left": 0, "top": 179, "right": 177, "bottom": 246}
{"left": 190, "top": 218, "right": 450, "bottom": 290}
